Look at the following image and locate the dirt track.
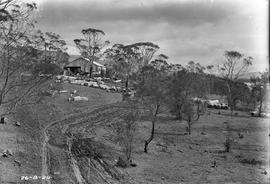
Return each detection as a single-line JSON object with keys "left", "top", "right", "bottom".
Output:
{"left": 41, "top": 85, "right": 122, "bottom": 184}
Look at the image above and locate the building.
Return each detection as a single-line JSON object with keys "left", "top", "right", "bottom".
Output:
{"left": 64, "top": 55, "right": 106, "bottom": 75}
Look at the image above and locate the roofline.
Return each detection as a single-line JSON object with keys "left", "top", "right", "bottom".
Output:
{"left": 67, "top": 56, "right": 105, "bottom": 68}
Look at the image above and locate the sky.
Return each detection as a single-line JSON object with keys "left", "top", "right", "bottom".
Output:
{"left": 34, "top": 0, "right": 269, "bottom": 72}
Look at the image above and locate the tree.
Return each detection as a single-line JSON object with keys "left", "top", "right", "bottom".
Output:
{"left": 136, "top": 65, "right": 167, "bottom": 153}
{"left": 219, "top": 50, "right": 253, "bottom": 114}
{"left": 181, "top": 99, "right": 205, "bottom": 135}
{"left": 186, "top": 61, "right": 205, "bottom": 74}
{"left": 0, "top": 0, "right": 15, "bottom": 22}
{"left": 114, "top": 100, "right": 140, "bottom": 166}
{"left": 35, "top": 31, "right": 68, "bottom": 65}
{"left": 0, "top": 2, "right": 50, "bottom": 116}
{"left": 250, "top": 70, "right": 269, "bottom": 116}
{"left": 167, "top": 70, "right": 191, "bottom": 120}
{"left": 167, "top": 66, "right": 207, "bottom": 121}
{"left": 150, "top": 54, "right": 169, "bottom": 71}
{"left": 104, "top": 44, "right": 139, "bottom": 89}
{"left": 74, "top": 28, "right": 109, "bottom": 77}
{"left": 206, "top": 64, "right": 217, "bottom": 94}
{"left": 127, "top": 42, "right": 159, "bottom": 69}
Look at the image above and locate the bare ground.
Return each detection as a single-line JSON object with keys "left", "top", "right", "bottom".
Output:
{"left": 1, "top": 83, "right": 269, "bottom": 184}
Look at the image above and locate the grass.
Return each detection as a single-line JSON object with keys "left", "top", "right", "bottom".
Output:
{"left": 1, "top": 82, "right": 269, "bottom": 184}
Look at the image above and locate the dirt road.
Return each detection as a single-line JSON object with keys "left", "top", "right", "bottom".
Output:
{"left": 41, "top": 87, "right": 122, "bottom": 184}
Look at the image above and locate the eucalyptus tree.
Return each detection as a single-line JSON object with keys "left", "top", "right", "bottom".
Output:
{"left": 34, "top": 31, "right": 67, "bottom": 65}
{"left": 127, "top": 42, "right": 159, "bottom": 69}
{"left": 74, "top": 28, "right": 109, "bottom": 77}
{"left": 104, "top": 43, "right": 140, "bottom": 89}
{"left": 150, "top": 54, "right": 169, "bottom": 71}
{"left": 219, "top": 50, "right": 253, "bottom": 114}
{"left": 0, "top": 2, "right": 49, "bottom": 116}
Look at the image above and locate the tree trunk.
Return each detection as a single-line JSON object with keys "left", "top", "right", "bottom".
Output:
{"left": 258, "top": 87, "right": 263, "bottom": 117}
{"left": 125, "top": 75, "right": 129, "bottom": 90}
{"left": 226, "top": 81, "right": 233, "bottom": 116}
{"left": 144, "top": 104, "right": 159, "bottom": 153}
{"left": 89, "top": 65, "right": 93, "bottom": 78}
{"left": 188, "top": 120, "right": 191, "bottom": 135}
{"left": 44, "top": 44, "right": 47, "bottom": 63}
{"left": 176, "top": 103, "right": 182, "bottom": 120}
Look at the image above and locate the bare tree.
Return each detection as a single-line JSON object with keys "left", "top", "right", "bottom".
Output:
{"left": 114, "top": 100, "right": 140, "bottom": 166}
{"left": 136, "top": 65, "right": 167, "bottom": 153}
{"left": 74, "top": 28, "right": 109, "bottom": 77}
{"left": 181, "top": 99, "right": 205, "bottom": 135}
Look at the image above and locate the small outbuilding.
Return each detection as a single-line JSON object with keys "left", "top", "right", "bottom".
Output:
{"left": 64, "top": 55, "right": 106, "bottom": 75}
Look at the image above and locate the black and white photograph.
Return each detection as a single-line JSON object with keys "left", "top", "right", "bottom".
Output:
{"left": 0, "top": 0, "right": 269, "bottom": 183}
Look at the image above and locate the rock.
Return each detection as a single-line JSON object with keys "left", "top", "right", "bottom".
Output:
{"left": 14, "top": 160, "right": 21, "bottom": 167}
{"left": 0, "top": 117, "right": 5, "bottom": 124}
{"left": 2, "top": 149, "right": 12, "bottom": 157}
{"left": 156, "top": 142, "right": 167, "bottom": 148}
{"left": 211, "top": 161, "right": 217, "bottom": 168}
{"left": 116, "top": 156, "right": 128, "bottom": 168}
{"left": 238, "top": 133, "right": 244, "bottom": 139}
{"left": 130, "top": 161, "right": 137, "bottom": 167}
{"left": 262, "top": 170, "right": 268, "bottom": 175}
{"left": 189, "top": 146, "right": 193, "bottom": 150}
{"left": 201, "top": 132, "right": 206, "bottom": 135}
{"left": 161, "top": 176, "right": 165, "bottom": 180}
{"left": 6, "top": 149, "right": 12, "bottom": 156}
{"left": 15, "top": 121, "right": 21, "bottom": 126}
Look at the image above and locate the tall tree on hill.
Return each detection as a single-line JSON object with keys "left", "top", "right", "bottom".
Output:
{"left": 219, "top": 51, "right": 253, "bottom": 114}
{"left": 127, "top": 42, "right": 159, "bottom": 69}
{"left": 0, "top": 2, "right": 49, "bottom": 116}
{"left": 150, "top": 54, "right": 169, "bottom": 71}
{"left": 74, "top": 28, "right": 109, "bottom": 77}
{"left": 35, "top": 31, "right": 68, "bottom": 65}
{"left": 206, "top": 64, "right": 217, "bottom": 94}
{"left": 104, "top": 44, "right": 140, "bottom": 89}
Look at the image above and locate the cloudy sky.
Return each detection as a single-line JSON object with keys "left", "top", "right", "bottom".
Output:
{"left": 34, "top": 0, "right": 268, "bottom": 71}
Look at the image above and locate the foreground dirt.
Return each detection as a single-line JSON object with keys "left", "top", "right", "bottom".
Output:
{"left": 56, "top": 104, "right": 270, "bottom": 184}
{"left": 0, "top": 83, "right": 122, "bottom": 184}
{"left": 1, "top": 83, "right": 269, "bottom": 184}
{"left": 125, "top": 110, "right": 270, "bottom": 184}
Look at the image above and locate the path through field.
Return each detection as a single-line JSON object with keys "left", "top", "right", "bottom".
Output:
{"left": 41, "top": 85, "right": 122, "bottom": 184}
